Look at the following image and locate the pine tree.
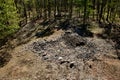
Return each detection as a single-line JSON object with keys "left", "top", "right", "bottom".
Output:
{"left": 0, "top": 0, "right": 19, "bottom": 39}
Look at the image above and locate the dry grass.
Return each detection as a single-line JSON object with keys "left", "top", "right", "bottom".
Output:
{"left": 88, "top": 26, "right": 104, "bottom": 34}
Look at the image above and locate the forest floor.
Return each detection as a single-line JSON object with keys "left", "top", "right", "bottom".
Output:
{"left": 0, "top": 20, "right": 120, "bottom": 80}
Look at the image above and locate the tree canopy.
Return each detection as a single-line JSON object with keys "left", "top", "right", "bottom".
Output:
{"left": 0, "top": 0, "right": 19, "bottom": 39}
{"left": 0, "top": 0, "right": 120, "bottom": 39}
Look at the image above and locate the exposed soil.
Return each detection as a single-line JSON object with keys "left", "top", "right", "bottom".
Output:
{"left": 0, "top": 21, "right": 120, "bottom": 80}
{"left": 0, "top": 20, "right": 120, "bottom": 80}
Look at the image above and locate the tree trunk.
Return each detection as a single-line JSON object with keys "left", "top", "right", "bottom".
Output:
{"left": 22, "top": 0, "right": 27, "bottom": 23}
{"left": 48, "top": 0, "right": 51, "bottom": 18}
{"left": 83, "top": 0, "right": 87, "bottom": 25}
{"left": 43, "top": 0, "right": 47, "bottom": 20}
{"left": 69, "top": 0, "right": 73, "bottom": 18}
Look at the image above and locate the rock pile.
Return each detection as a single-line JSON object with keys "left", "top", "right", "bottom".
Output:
{"left": 28, "top": 32, "right": 115, "bottom": 65}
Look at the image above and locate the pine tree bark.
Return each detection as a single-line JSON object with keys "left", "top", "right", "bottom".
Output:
{"left": 83, "top": 0, "right": 87, "bottom": 25}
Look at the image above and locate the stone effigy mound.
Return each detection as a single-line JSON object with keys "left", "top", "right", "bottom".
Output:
{"left": 29, "top": 32, "right": 115, "bottom": 63}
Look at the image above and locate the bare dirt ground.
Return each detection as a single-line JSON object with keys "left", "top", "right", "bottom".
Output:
{"left": 0, "top": 22, "right": 120, "bottom": 80}
{"left": 0, "top": 20, "right": 120, "bottom": 80}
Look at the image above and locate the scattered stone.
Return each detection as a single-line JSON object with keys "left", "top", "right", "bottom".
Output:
{"left": 60, "top": 61, "right": 70, "bottom": 64}
{"left": 58, "top": 57, "right": 63, "bottom": 60}
{"left": 28, "top": 32, "right": 115, "bottom": 69}
{"left": 69, "top": 62, "right": 75, "bottom": 68}
{"left": 89, "top": 65, "right": 92, "bottom": 68}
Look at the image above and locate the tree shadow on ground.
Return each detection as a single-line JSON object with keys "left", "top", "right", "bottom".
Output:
{"left": 57, "top": 19, "right": 93, "bottom": 37}
{"left": 0, "top": 39, "right": 8, "bottom": 49}
{"left": 74, "top": 24, "right": 93, "bottom": 37}
{"left": 98, "top": 23, "right": 120, "bottom": 59}
{"left": 57, "top": 20, "right": 120, "bottom": 59}
{"left": 0, "top": 52, "right": 12, "bottom": 68}
{"left": 35, "top": 27, "right": 54, "bottom": 38}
